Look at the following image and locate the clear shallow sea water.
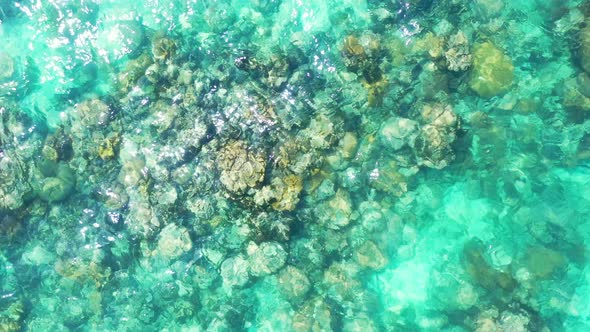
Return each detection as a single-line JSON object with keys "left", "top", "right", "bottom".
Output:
{"left": 2, "top": 0, "right": 590, "bottom": 331}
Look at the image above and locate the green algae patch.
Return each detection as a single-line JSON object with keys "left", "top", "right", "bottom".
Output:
{"left": 469, "top": 42, "right": 514, "bottom": 98}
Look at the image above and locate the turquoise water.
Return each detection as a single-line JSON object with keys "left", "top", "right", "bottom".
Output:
{"left": 2, "top": 0, "right": 590, "bottom": 330}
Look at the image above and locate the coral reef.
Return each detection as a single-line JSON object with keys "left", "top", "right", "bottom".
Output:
{"left": 1, "top": 0, "right": 589, "bottom": 330}
{"left": 217, "top": 140, "right": 266, "bottom": 195}
{"left": 469, "top": 42, "right": 514, "bottom": 98}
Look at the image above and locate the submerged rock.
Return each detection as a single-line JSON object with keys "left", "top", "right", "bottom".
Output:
{"left": 340, "top": 132, "right": 359, "bottom": 160}
{"left": 414, "top": 124, "right": 455, "bottom": 169}
{"left": 354, "top": 240, "right": 388, "bottom": 270}
{"left": 380, "top": 116, "right": 418, "bottom": 151}
{"left": 463, "top": 238, "right": 516, "bottom": 292}
{"left": 412, "top": 103, "right": 460, "bottom": 169}
{"left": 562, "top": 76, "right": 590, "bottom": 111}
{"left": 37, "top": 177, "right": 72, "bottom": 202}
{"left": 522, "top": 245, "right": 566, "bottom": 280}
{"left": 156, "top": 223, "right": 192, "bottom": 260}
{"left": 420, "top": 102, "right": 459, "bottom": 128}
{"left": 444, "top": 31, "right": 472, "bottom": 72}
{"left": 473, "top": 0, "right": 505, "bottom": 18}
{"left": 220, "top": 254, "right": 250, "bottom": 289}
{"left": 368, "top": 161, "right": 410, "bottom": 196}
{"left": 0, "top": 52, "right": 15, "bottom": 81}
{"left": 343, "top": 314, "right": 378, "bottom": 332}
{"left": 247, "top": 241, "right": 287, "bottom": 277}
{"left": 580, "top": 21, "right": 590, "bottom": 74}
{"left": 35, "top": 163, "right": 75, "bottom": 203}
{"left": 292, "top": 297, "right": 333, "bottom": 332}
{"left": 319, "top": 188, "right": 354, "bottom": 230}
{"left": 469, "top": 42, "right": 514, "bottom": 98}
{"left": 151, "top": 35, "right": 176, "bottom": 62}
{"left": 278, "top": 266, "right": 311, "bottom": 300}
{"left": 0, "top": 300, "right": 24, "bottom": 332}
{"left": 73, "top": 99, "right": 112, "bottom": 129}
{"left": 0, "top": 155, "right": 31, "bottom": 210}
{"left": 269, "top": 174, "right": 303, "bottom": 211}
{"left": 323, "top": 261, "right": 361, "bottom": 303}
{"left": 474, "top": 309, "right": 532, "bottom": 332}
